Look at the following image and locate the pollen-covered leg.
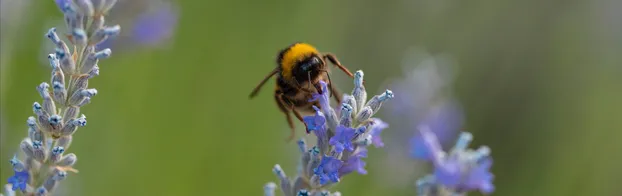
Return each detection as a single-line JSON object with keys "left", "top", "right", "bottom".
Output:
{"left": 276, "top": 93, "right": 307, "bottom": 142}
{"left": 323, "top": 53, "right": 354, "bottom": 78}
{"left": 290, "top": 105, "right": 304, "bottom": 123}
{"left": 289, "top": 104, "right": 309, "bottom": 140}
{"left": 275, "top": 93, "right": 295, "bottom": 139}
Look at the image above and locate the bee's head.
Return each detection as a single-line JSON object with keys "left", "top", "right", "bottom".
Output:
{"left": 293, "top": 55, "right": 325, "bottom": 86}
{"left": 277, "top": 43, "right": 326, "bottom": 85}
{"left": 300, "top": 56, "right": 323, "bottom": 72}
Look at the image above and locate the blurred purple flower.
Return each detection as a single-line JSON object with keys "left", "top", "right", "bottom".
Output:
{"left": 96, "top": 0, "right": 178, "bottom": 50}
{"left": 410, "top": 101, "right": 464, "bottom": 159}
{"left": 460, "top": 158, "right": 495, "bottom": 193}
{"left": 369, "top": 118, "right": 388, "bottom": 148}
{"left": 417, "top": 126, "right": 495, "bottom": 195}
{"left": 384, "top": 48, "right": 463, "bottom": 150}
{"left": 376, "top": 48, "right": 464, "bottom": 188}
{"left": 131, "top": 3, "right": 177, "bottom": 45}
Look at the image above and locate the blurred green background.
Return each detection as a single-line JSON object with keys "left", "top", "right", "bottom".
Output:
{"left": 2, "top": 0, "right": 622, "bottom": 195}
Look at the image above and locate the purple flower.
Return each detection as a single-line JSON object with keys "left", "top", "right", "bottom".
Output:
{"left": 314, "top": 156, "right": 343, "bottom": 185}
{"left": 329, "top": 125, "right": 356, "bottom": 153}
{"left": 418, "top": 127, "right": 495, "bottom": 194}
{"left": 369, "top": 118, "right": 388, "bottom": 148}
{"left": 462, "top": 158, "right": 495, "bottom": 193}
{"left": 303, "top": 106, "right": 326, "bottom": 134}
{"left": 309, "top": 81, "right": 331, "bottom": 115}
{"left": 382, "top": 50, "right": 463, "bottom": 165}
{"left": 431, "top": 157, "right": 494, "bottom": 194}
{"left": 418, "top": 126, "right": 444, "bottom": 162}
{"left": 266, "top": 70, "right": 393, "bottom": 194}
{"left": 7, "top": 169, "right": 29, "bottom": 191}
{"left": 432, "top": 157, "right": 461, "bottom": 187}
{"left": 410, "top": 101, "right": 463, "bottom": 160}
{"left": 131, "top": 2, "right": 178, "bottom": 45}
{"left": 339, "top": 148, "right": 369, "bottom": 175}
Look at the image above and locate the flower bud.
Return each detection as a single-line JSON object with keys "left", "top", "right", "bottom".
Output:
{"left": 20, "top": 139, "right": 35, "bottom": 158}
{"left": 56, "top": 153, "right": 77, "bottom": 167}
{"left": 57, "top": 136, "right": 73, "bottom": 149}
{"left": 50, "top": 146, "right": 65, "bottom": 163}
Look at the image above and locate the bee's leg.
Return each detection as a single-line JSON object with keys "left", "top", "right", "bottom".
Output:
{"left": 323, "top": 53, "right": 354, "bottom": 78}
{"left": 313, "top": 83, "right": 324, "bottom": 95}
{"left": 328, "top": 83, "right": 342, "bottom": 104}
{"left": 290, "top": 104, "right": 305, "bottom": 123}
{"left": 293, "top": 78, "right": 315, "bottom": 96}
{"left": 281, "top": 94, "right": 307, "bottom": 135}
{"left": 278, "top": 94, "right": 304, "bottom": 122}
{"left": 275, "top": 93, "right": 296, "bottom": 141}
{"left": 290, "top": 106, "right": 309, "bottom": 135}
{"left": 276, "top": 93, "right": 307, "bottom": 141}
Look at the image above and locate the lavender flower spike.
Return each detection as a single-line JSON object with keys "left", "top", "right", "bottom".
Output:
{"left": 4, "top": 1, "right": 121, "bottom": 195}
{"left": 415, "top": 126, "right": 495, "bottom": 195}
{"left": 265, "top": 70, "right": 393, "bottom": 195}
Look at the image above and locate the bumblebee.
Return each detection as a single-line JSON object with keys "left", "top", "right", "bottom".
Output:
{"left": 249, "top": 42, "right": 356, "bottom": 141}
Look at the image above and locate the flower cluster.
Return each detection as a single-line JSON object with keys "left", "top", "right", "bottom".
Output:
{"left": 415, "top": 126, "right": 494, "bottom": 196}
{"left": 380, "top": 48, "right": 464, "bottom": 187}
{"left": 385, "top": 48, "right": 463, "bottom": 160}
{"left": 3, "top": 0, "right": 120, "bottom": 195}
{"left": 264, "top": 71, "right": 394, "bottom": 196}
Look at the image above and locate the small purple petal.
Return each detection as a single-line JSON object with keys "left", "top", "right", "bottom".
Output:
{"left": 329, "top": 125, "right": 356, "bottom": 153}
{"left": 309, "top": 81, "right": 331, "bottom": 115}
{"left": 433, "top": 157, "right": 462, "bottom": 187}
{"left": 410, "top": 137, "right": 428, "bottom": 159}
{"left": 314, "top": 156, "right": 343, "bottom": 185}
{"left": 369, "top": 118, "right": 388, "bottom": 148}
{"left": 339, "top": 148, "right": 369, "bottom": 175}
{"left": 416, "top": 126, "right": 444, "bottom": 163}
{"left": 463, "top": 158, "right": 495, "bottom": 194}
{"left": 7, "top": 169, "right": 29, "bottom": 191}
{"left": 303, "top": 106, "right": 326, "bottom": 133}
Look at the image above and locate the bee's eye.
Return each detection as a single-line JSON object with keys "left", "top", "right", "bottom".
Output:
{"left": 302, "top": 63, "right": 311, "bottom": 71}
{"left": 302, "top": 58, "right": 318, "bottom": 71}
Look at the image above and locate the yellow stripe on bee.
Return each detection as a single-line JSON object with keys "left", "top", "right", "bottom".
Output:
{"left": 281, "top": 43, "right": 320, "bottom": 79}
